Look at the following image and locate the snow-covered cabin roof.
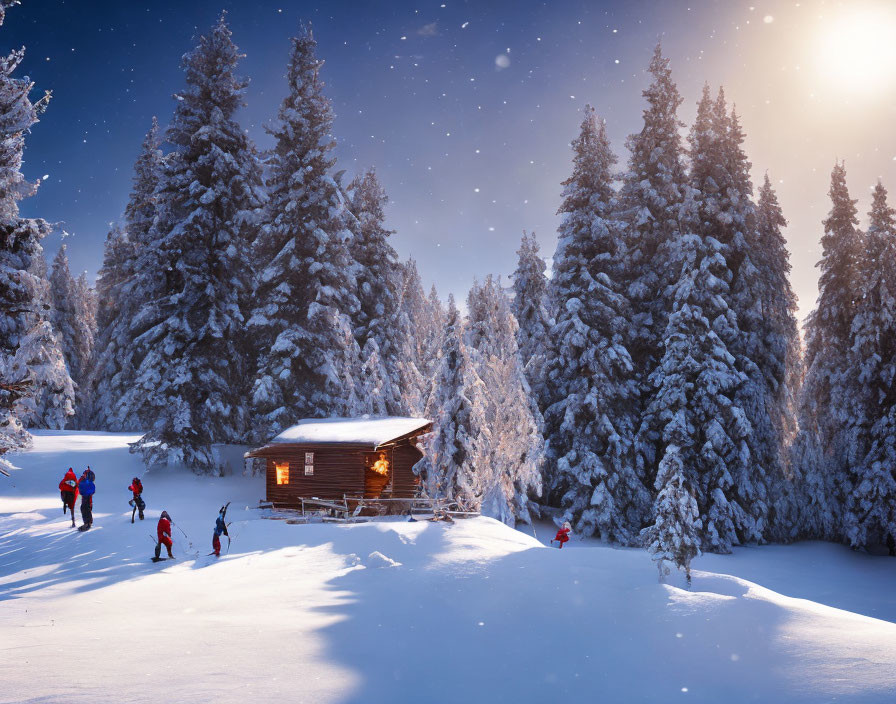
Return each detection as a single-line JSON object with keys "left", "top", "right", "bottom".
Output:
{"left": 268, "top": 416, "right": 432, "bottom": 449}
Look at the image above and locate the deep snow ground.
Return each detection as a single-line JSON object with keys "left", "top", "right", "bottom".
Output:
{"left": 1, "top": 432, "right": 895, "bottom": 704}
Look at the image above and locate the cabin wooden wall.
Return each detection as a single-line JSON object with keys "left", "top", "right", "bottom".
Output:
{"left": 389, "top": 441, "right": 422, "bottom": 497}
{"left": 259, "top": 440, "right": 424, "bottom": 506}
{"left": 264, "top": 446, "right": 366, "bottom": 505}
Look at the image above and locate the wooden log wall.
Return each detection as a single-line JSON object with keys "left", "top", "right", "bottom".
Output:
{"left": 256, "top": 438, "right": 425, "bottom": 507}
{"left": 388, "top": 441, "right": 423, "bottom": 497}
{"left": 262, "top": 446, "right": 366, "bottom": 505}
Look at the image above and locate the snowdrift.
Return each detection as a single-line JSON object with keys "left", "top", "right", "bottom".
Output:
{"left": 1, "top": 432, "right": 894, "bottom": 703}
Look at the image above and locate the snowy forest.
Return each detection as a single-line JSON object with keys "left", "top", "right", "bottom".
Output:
{"left": 3, "top": 10, "right": 895, "bottom": 575}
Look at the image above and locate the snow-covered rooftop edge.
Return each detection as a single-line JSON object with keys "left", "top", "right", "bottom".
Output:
{"left": 269, "top": 416, "right": 432, "bottom": 447}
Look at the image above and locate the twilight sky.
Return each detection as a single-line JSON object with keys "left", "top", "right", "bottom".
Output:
{"left": 6, "top": 0, "right": 896, "bottom": 323}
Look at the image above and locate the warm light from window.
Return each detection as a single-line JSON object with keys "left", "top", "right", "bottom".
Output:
{"left": 371, "top": 454, "right": 389, "bottom": 476}
{"left": 275, "top": 462, "right": 289, "bottom": 485}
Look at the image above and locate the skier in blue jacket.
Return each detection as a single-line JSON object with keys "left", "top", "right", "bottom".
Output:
{"left": 78, "top": 468, "right": 96, "bottom": 531}
{"left": 212, "top": 505, "right": 229, "bottom": 556}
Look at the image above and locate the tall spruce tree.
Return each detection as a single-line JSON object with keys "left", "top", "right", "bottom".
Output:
{"left": 466, "top": 276, "right": 543, "bottom": 526}
{"left": 545, "top": 106, "right": 647, "bottom": 543}
{"left": 248, "top": 25, "right": 361, "bottom": 441}
{"left": 15, "top": 279, "right": 74, "bottom": 430}
{"left": 393, "top": 258, "right": 429, "bottom": 415}
{"left": 347, "top": 167, "right": 403, "bottom": 414}
{"left": 49, "top": 244, "right": 95, "bottom": 398}
{"left": 87, "top": 225, "right": 140, "bottom": 430}
{"left": 414, "top": 295, "right": 488, "bottom": 510}
{"left": 642, "top": 187, "right": 751, "bottom": 555}
{"left": 799, "top": 162, "right": 864, "bottom": 532}
{"left": 620, "top": 45, "right": 690, "bottom": 488}
{"left": 844, "top": 182, "right": 896, "bottom": 550}
{"left": 510, "top": 231, "right": 554, "bottom": 415}
{"left": 685, "top": 86, "right": 763, "bottom": 544}
{"left": 423, "top": 284, "right": 446, "bottom": 380}
{"left": 89, "top": 120, "right": 162, "bottom": 431}
{"left": 753, "top": 174, "right": 803, "bottom": 540}
{"left": 131, "top": 15, "right": 263, "bottom": 471}
{"left": 0, "top": 2, "right": 72, "bottom": 437}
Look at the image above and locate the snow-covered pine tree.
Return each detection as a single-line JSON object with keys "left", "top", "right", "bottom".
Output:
{"left": 642, "top": 183, "right": 751, "bottom": 554}
{"left": 544, "top": 105, "right": 647, "bottom": 543}
{"left": 130, "top": 15, "right": 263, "bottom": 472}
{"left": 393, "top": 258, "right": 429, "bottom": 415}
{"left": 76, "top": 272, "right": 97, "bottom": 348}
{"left": 0, "top": 3, "right": 73, "bottom": 435}
{"left": 414, "top": 295, "right": 488, "bottom": 510}
{"left": 49, "top": 244, "right": 95, "bottom": 399}
{"left": 844, "top": 181, "right": 896, "bottom": 550}
{"left": 753, "top": 174, "right": 803, "bottom": 541}
{"left": 715, "top": 100, "right": 801, "bottom": 543}
{"left": 0, "top": 360, "right": 29, "bottom": 475}
{"left": 799, "top": 162, "right": 864, "bottom": 534}
{"left": 14, "top": 313, "right": 74, "bottom": 429}
{"left": 358, "top": 337, "right": 395, "bottom": 417}
{"left": 619, "top": 44, "right": 690, "bottom": 488}
{"left": 642, "top": 443, "right": 701, "bottom": 581}
{"left": 0, "top": 2, "right": 38, "bottom": 465}
{"left": 466, "top": 276, "right": 543, "bottom": 526}
{"left": 347, "top": 167, "right": 403, "bottom": 414}
{"left": 86, "top": 225, "right": 139, "bottom": 430}
{"left": 69, "top": 271, "right": 97, "bottom": 428}
{"left": 685, "top": 86, "right": 764, "bottom": 544}
{"left": 421, "top": 283, "right": 446, "bottom": 381}
{"left": 248, "top": 24, "right": 362, "bottom": 441}
{"left": 88, "top": 119, "right": 162, "bottom": 431}
{"left": 510, "top": 231, "right": 554, "bottom": 415}
{"left": 788, "top": 428, "right": 836, "bottom": 539}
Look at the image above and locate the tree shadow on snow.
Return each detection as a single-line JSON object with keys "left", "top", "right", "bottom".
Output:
{"left": 0, "top": 509, "right": 170, "bottom": 602}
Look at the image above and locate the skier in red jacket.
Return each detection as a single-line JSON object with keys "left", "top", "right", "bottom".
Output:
{"left": 128, "top": 477, "right": 145, "bottom": 523}
{"left": 58, "top": 468, "right": 79, "bottom": 528}
{"left": 154, "top": 511, "right": 174, "bottom": 560}
{"left": 552, "top": 521, "right": 571, "bottom": 549}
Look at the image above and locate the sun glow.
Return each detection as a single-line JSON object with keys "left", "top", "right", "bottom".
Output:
{"left": 813, "top": 5, "right": 896, "bottom": 94}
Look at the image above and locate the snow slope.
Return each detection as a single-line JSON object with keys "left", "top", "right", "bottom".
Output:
{"left": 1, "top": 432, "right": 894, "bottom": 704}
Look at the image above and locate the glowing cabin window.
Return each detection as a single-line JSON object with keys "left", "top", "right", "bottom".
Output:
{"left": 370, "top": 453, "right": 389, "bottom": 475}
{"left": 275, "top": 462, "right": 290, "bottom": 485}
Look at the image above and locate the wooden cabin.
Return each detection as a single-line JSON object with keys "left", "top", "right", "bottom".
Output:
{"left": 246, "top": 417, "right": 433, "bottom": 508}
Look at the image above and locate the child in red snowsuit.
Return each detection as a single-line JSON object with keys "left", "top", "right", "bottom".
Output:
{"left": 155, "top": 511, "right": 174, "bottom": 559}
{"left": 553, "top": 521, "right": 571, "bottom": 549}
{"left": 58, "top": 468, "right": 79, "bottom": 527}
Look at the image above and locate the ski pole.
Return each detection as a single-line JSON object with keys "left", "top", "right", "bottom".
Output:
{"left": 172, "top": 523, "right": 200, "bottom": 557}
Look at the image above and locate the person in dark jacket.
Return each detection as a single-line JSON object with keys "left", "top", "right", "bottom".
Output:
{"left": 58, "top": 468, "right": 79, "bottom": 528}
{"left": 155, "top": 511, "right": 174, "bottom": 560}
{"left": 212, "top": 507, "right": 229, "bottom": 557}
{"left": 77, "top": 468, "right": 96, "bottom": 531}
{"left": 128, "top": 477, "right": 145, "bottom": 523}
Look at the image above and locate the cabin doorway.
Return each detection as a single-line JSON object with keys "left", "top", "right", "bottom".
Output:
{"left": 363, "top": 450, "right": 393, "bottom": 498}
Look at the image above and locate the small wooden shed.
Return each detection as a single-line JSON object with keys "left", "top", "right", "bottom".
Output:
{"left": 246, "top": 417, "right": 433, "bottom": 508}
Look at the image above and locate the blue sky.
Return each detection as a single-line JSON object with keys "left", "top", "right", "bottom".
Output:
{"left": 7, "top": 0, "right": 896, "bottom": 320}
